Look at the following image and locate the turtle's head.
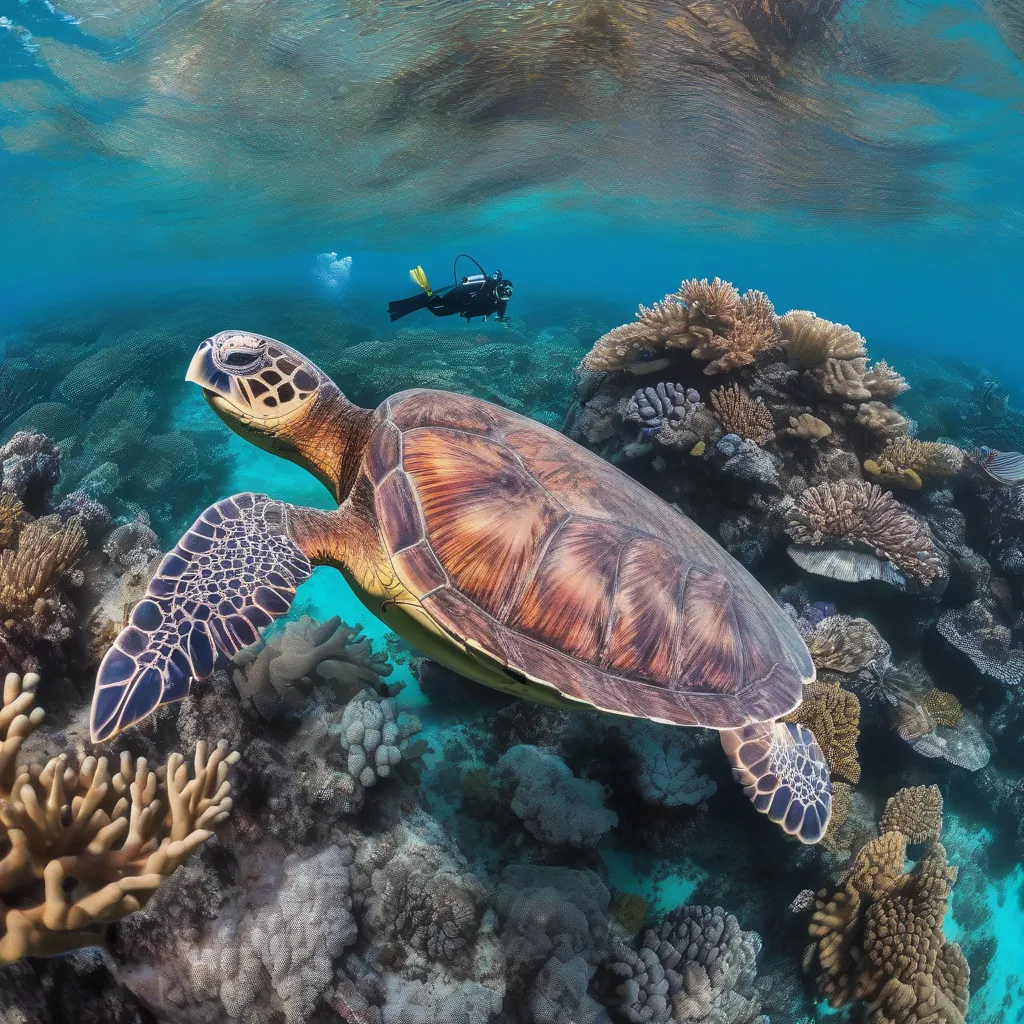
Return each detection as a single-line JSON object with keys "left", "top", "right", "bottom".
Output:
{"left": 187, "top": 331, "right": 371, "bottom": 500}
{"left": 187, "top": 331, "right": 326, "bottom": 439}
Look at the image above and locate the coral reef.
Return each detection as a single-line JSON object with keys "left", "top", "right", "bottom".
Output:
{"left": 804, "top": 792, "right": 968, "bottom": 1024}
{"left": 785, "top": 480, "right": 944, "bottom": 587}
{"left": 0, "top": 671, "right": 236, "bottom": 965}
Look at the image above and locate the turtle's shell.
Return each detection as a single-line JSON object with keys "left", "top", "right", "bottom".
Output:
{"left": 363, "top": 389, "right": 813, "bottom": 729}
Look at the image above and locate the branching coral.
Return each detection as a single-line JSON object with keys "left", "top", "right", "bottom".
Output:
{"left": 864, "top": 438, "right": 965, "bottom": 491}
{"left": 783, "top": 681, "right": 861, "bottom": 784}
{"left": 805, "top": 798, "right": 968, "bottom": 1024}
{"left": 779, "top": 310, "right": 867, "bottom": 367}
{"left": 879, "top": 785, "right": 943, "bottom": 845}
{"left": 863, "top": 361, "right": 910, "bottom": 400}
{"left": 709, "top": 384, "right": 775, "bottom": 445}
{"left": 0, "top": 433, "right": 61, "bottom": 513}
{"left": 581, "top": 300, "right": 690, "bottom": 374}
{"left": 610, "top": 905, "right": 766, "bottom": 1024}
{"left": 495, "top": 744, "right": 617, "bottom": 848}
{"left": 0, "top": 671, "right": 237, "bottom": 965}
{"left": 0, "top": 493, "right": 23, "bottom": 549}
{"left": 682, "top": 281, "right": 782, "bottom": 375}
{"left": 786, "top": 480, "right": 944, "bottom": 586}
{"left": 0, "top": 516, "right": 87, "bottom": 619}
{"left": 232, "top": 614, "right": 392, "bottom": 718}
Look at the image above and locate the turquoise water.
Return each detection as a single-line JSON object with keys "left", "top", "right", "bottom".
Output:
{"left": 4, "top": 2, "right": 1024, "bottom": 1023}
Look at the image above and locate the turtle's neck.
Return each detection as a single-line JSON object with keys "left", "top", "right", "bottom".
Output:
{"left": 288, "top": 383, "right": 376, "bottom": 503}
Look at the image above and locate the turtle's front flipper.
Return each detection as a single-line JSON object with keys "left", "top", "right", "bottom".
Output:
{"left": 91, "top": 493, "right": 333, "bottom": 742}
{"left": 720, "top": 721, "right": 832, "bottom": 844}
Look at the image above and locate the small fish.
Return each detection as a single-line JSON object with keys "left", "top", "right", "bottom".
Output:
{"left": 984, "top": 450, "right": 1024, "bottom": 486}
{"left": 971, "top": 446, "right": 1024, "bottom": 486}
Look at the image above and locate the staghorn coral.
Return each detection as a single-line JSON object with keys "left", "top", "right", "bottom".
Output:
{"left": 782, "top": 681, "right": 861, "bottom": 784}
{"left": 495, "top": 744, "right": 617, "bottom": 848}
{"left": 783, "top": 413, "right": 831, "bottom": 442}
{"left": 805, "top": 803, "right": 968, "bottom": 1023}
{"left": 804, "top": 614, "right": 892, "bottom": 676}
{"left": 609, "top": 905, "right": 766, "bottom": 1024}
{"left": 879, "top": 785, "right": 943, "bottom": 845}
{"left": 779, "top": 310, "right": 867, "bottom": 368}
{"left": 863, "top": 361, "right": 910, "bottom": 400}
{"left": 709, "top": 384, "right": 775, "bottom": 445}
{"left": 0, "top": 671, "right": 237, "bottom": 966}
{"left": 232, "top": 614, "right": 392, "bottom": 719}
{"left": 786, "top": 480, "right": 944, "bottom": 586}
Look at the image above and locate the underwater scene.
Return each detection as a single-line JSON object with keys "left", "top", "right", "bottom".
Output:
{"left": 3, "top": 1, "right": 1024, "bottom": 1022}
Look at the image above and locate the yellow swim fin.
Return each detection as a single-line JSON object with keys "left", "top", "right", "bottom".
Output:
{"left": 409, "top": 265, "right": 432, "bottom": 295}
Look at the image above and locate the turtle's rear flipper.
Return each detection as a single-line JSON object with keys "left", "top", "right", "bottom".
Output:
{"left": 720, "top": 721, "right": 832, "bottom": 844}
{"left": 91, "top": 493, "right": 314, "bottom": 743}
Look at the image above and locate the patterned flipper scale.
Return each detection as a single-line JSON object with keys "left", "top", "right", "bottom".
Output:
{"left": 91, "top": 494, "right": 312, "bottom": 742}
{"left": 720, "top": 721, "right": 832, "bottom": 844}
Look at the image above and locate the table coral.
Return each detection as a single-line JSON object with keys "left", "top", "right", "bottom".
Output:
{"left": 785, "top": 480, "right": 944, "bottom": 586}
{"left": 0, "top": 671, "right": 237, "bottom": 966}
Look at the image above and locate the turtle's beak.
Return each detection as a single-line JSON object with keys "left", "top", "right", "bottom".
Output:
{"left": 185, "top": 339, "right": 223, "bottom": 392}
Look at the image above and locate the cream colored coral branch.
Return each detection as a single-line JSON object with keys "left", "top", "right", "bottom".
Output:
{"left": 0, "top": 671, "right": 238, "bottom": 965}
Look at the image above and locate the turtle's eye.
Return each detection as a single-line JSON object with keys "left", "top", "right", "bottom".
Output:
{"left": 224, "top": 350, "right": 260, "bottom": 369}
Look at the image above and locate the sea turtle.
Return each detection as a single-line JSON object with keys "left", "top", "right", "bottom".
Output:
{"left": 91, "top": 331, "right": 832, "bottom": 842}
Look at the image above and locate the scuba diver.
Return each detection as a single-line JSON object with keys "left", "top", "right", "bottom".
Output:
{"left": 388, "top": 255, "right": 513, "bottom": 323}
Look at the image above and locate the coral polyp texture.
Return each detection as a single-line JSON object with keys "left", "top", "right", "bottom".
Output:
{"left": 0, "top": 671, "right": 236, "bottom": 966}
{"left": 4, "top": 279, "right": 1024, "bottom": 1022}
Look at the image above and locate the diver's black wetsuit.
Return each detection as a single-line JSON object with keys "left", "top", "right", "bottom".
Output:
{"left": 388, "top": 273, "right": 512, "bottom": 323}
